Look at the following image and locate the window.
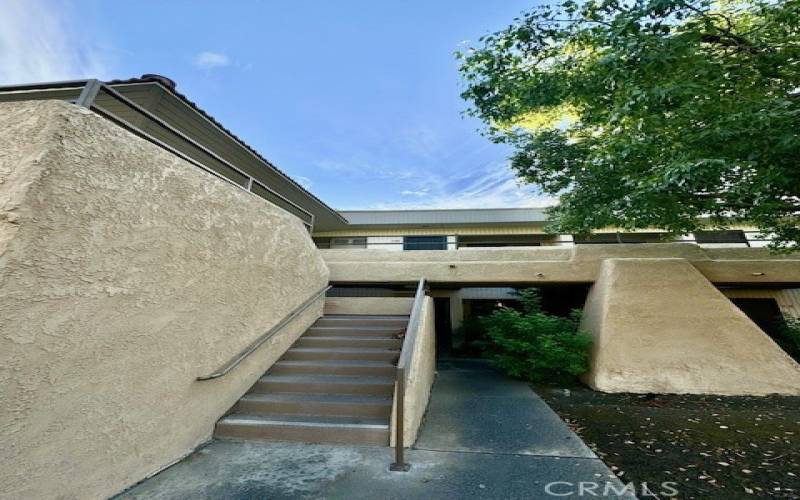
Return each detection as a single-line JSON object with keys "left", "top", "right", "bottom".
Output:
{"left": 457, "top": 235, "right": 543, "bottom": 247}
{"left": 573, "top": 233, "right": 623, "bottom": 244}
{"left": 330, "top": 237, "right": 367, "bottom": 249}
{"left": 694, "top": 230, "right": 748, "bottom": 245}
{"left": 403, "top": 236, "right": 447, "bottom": 250}
{"left": 573, "top": 233, "right": 672, "bottom": 244}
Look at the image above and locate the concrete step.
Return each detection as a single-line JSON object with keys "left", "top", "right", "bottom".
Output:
{"left": 270, "top": 360, "right": 397, "bottom": 377}
{"left": 283, "top": 347, "right": 399, "bottom": 363}
{"left": 314, "top": 315, "right": 408, "bottom": 329}
{"left": 304, "top": 326, "right": 403, "bottom": 338}
{"left": 320, "top": 314, "right": 410, "bottom": 320}
{"left": 215, "top": 414, "right": 389, "bottom": 445}
{"left": 233, "top": 393, "right": 392, "bottom": 418}
{"left": 295, "top": 336, "right": 402, "bottom": 350}
{"left": 251, "top": 374, "right": 395, "bottom": 396}
{"left": 212, "top": 312, "right": 404, "bottom": 447}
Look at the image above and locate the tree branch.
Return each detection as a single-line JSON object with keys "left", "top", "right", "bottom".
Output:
{"left": 699, "top": 33, "right": 761, "bottom": 54}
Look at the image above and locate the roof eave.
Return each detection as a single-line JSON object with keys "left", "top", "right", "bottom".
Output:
{"left": 105, "top": 79, "right": 347, "bottom": 225}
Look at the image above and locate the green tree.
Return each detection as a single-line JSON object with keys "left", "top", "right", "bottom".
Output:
{"left": 458, "top": 0, "right": 800, "bottom": 249}
{"left": 480, "top": 289, "right": 593, "bottom": 383}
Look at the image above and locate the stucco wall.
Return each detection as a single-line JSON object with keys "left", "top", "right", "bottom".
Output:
{"left": 321, "top": 245, "right": 800, "bottom": 285}
{"left": 0, "top": 100, "right": 329, "bottom": 499}
{"left": 389, "top": 296, "right": 436, "bottom": 447}
{"left": 581, "top": 259, "right": 800, "bottom": 395}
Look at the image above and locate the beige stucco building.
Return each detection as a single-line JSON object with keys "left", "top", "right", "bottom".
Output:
{"left": 1, "top": 76, "right": 799, "bottom": 499}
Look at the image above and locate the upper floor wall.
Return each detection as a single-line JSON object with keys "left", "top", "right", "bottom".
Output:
{"left": 320, "top": 244, "right": 800, "bottom": 285}
{"left": 313, "top": 229, "right": 772, "bottom": 251}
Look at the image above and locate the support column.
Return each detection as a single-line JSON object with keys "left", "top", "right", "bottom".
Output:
{"left": 445, "top": 290, "right": 464, "bottom": 349}
{"left": 551, "top": 234, "right": 575, "bottom": 247}
{"left": 449, "top": 291, "right": 464, "bottom": 330}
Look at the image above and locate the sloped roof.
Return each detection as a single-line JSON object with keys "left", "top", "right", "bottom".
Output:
{"left": 105, "top": 75, "right": 347, "bottom": 229}
{"left": 0, "top": 77, "right": 554, "bottom": 232}
{"left": 0, "top": 75, "right": 348, "bottom": 230}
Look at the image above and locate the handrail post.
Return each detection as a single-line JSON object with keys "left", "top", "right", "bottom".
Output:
{"left": 389, "top": 366, "right": 409, "bottom": 471}
{"left": 75, "top": 79, "right": 101, "bottom": 108}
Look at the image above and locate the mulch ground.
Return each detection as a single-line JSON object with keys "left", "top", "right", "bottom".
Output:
{"left": 536, "top": 386, "right": 800, "bottom": 499}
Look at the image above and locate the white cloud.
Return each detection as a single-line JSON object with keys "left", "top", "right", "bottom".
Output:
{"left": 294, "top": 175, "right": 312, "bottom": 189}
{"left": 369, "top": 162, "right": 557, "bottom": 210}
{"left": 399, "top": 125, "right": 442, "bottom": 161}
{"left": 315, "top": 159, "right": 416, "bottom": 182}
{"left": 0, "top": 0, "right": 110, "bottom": 84}
{"left": 193, "top": 51, "right": 230, "bottom": 69}
{"left": 401, "top": 189, "right": 429, "bottom": 197}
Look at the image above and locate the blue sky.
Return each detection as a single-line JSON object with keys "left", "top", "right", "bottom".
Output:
{"left": 0, "top": 0, "right": 555, "bottom": 210}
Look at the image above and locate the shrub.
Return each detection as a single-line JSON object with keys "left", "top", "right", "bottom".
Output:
{"left": 775, "top": 317, "right": 800, "bottom": 363}
{"left": 479, "top": 288, "right": 592, "bottom": 383}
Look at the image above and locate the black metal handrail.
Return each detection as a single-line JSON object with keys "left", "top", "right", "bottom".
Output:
{"left": 390, "top": 277, "right": 427, "bottom": 472}
{"left": 197, "top": 285, "right": 331, "bottom": 381}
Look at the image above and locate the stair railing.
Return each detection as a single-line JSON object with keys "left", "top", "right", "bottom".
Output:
{"left": 0, "top": 79, "right": 320, "bottom": 231}
{"left": 390, "top": 277, "right": 428, "bottom": 471}
{"left": 197, "top": 285, "right": 331, "bottom": 381}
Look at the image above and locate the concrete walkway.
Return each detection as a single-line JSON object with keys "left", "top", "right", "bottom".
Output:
{"left": 119, "top": 360, "right": 632, "bottom": 499}
{"left": 416, "top": 359, "right": 598, "bottom": 457}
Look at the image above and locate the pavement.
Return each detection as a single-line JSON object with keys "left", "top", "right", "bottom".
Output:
{"left": 118, "top": 359, "right": 634, "bottom": 499}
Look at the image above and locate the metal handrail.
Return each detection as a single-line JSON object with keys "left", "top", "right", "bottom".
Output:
{"left": 90, "top": 83, "right": 316, "bottom": 229}
{"left": 1, "top": 78, "right": 317, "bottom": 230}
{"left": 390, "top": 277, "right": 427, "bottom": 472}
{"left": 0, "top": 79, "right": 93, "bottom": 92}
{"left": 197, "top": 285, "right": 331, "bottom": 381}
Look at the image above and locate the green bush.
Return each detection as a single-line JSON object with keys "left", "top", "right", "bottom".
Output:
{"left": 775, "top": 317, "right": 800, "bottom": 363}
{"left": 479, "top": 289, "right": 592, "bottom": 383}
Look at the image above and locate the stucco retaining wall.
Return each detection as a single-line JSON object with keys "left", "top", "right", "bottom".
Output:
{"left": 581, "top": 259, "right": 800, "bottom": 395}
{"left": 389, "top": 296, "right": 436, "bottom": 447}
{"left": 0, "top": 100, "right": 329, "bottom": 499}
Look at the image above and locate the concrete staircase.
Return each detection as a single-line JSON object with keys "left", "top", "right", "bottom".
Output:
{"left": 215, "top": 314, "right": 407, "bottom": 445}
